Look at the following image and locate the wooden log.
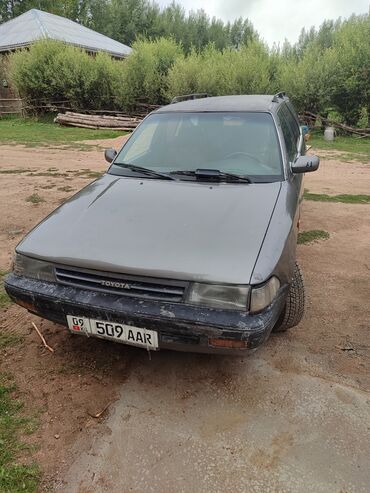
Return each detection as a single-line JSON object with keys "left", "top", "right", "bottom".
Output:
{"left": 57, "top": 120, "right": 138, "bottom": 129}
{"left": 302, "top": 111, "right": 369, "bottom": 136}
{"left": 54, "top": 110, "right": 146, "bottom": 131}
{"left": 64, "top": 111, "right": 140, "bottom": 121}
{"left": 55, "top": 114, "right": 140, "bottom": 128}
{"left": 60, "top": 112, "right": 140, "bottom": 125}
{"left": 0, "top": 98, "right": 23, "bottom": 102}
{"left": 57, "top": 118, "right": 138, "bottom": 128}
{"left": 56, "top": 118, "right": 137, "bottom": 129}
{"left": 54, "top": 117, "right": 134, "bottom": 132}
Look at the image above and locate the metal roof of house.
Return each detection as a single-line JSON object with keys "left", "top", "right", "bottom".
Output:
{"left": 0, "top": 9, "right": 131, "bottom": 58}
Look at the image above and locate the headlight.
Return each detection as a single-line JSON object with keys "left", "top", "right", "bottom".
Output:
{"left": 187, "top": 283, "right": 250, "bottom": 310}
{"left": 13, "top": 253, "right": 55, "bottom": 282}
{"left": 250, "top": 276, "right": 280, "bottom": 313}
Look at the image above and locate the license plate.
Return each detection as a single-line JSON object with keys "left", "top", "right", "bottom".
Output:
{"left": 66, "top": 315, "right": 158, "bottom": 350}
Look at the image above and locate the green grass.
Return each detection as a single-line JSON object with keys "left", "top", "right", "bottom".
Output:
{"left": 304, "top": 191, "right": 370, "bottom": 204}
{"left": 0, "top": 281, "right": 39, "bottom": 491}
{"left": 298, "top": 230, "right": 330, "bottom": 245}
{"left": 0, "top": 168, "right": 34, "bottom": 174}
{"left": 0, "top": 168, "right": 103, "bottom": 179}
{"left": 25, "top": 193, "right": 45, "bottom": 204}
{"left": 310, "top": 134, "right": 370, "bottom": 162}
{"left": 0, "top": 375, "right": 40, "bottom": 492}
{"left": 0, "top": 290, "right": 11, "bottom": 311}
{"left": 27, "top": 171, "right": 67, "bottom": 177}
{"left": 0, "top": 115, "right": 123, "bottom": 145}
{"left": 76, "top": 170, "right": 103, "bottom": 178}
{"left": 57, "top": 185, "right": 74, "bottom": 192}
{"left": 0, "top": 333, "right": 23, "bottom": 349}
{"left": 0, "top": 271, "right": 11, "bottom": 311}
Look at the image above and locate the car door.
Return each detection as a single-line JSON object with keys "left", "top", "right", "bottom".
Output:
{"left": 277, "top": 103, "right": 303, "bottom": 231}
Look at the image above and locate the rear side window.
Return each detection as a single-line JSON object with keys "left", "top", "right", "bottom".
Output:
{"left": 287, "top": 102, "right": 306, "bottom": 155}
{"left": 278, "top": 104, "right": 300, "bottom": 162}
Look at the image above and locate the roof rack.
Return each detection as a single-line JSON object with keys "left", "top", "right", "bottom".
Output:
{"left": 171, "top": 93, "right": 209, "bottom": 104}
{"left": 272, "top": 92, "right": 287, "bottom": 103}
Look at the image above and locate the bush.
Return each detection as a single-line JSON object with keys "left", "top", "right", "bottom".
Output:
{"left": 167, "top": 41, "right": 271, "bottom": 99}
{"left": 0, "top": 56, "right": 7, "bottom": 84}
{"left": 8, "top": 37, "right": 190, "bottom": 110}
{"left": 9, "top": 40, "right": 64, "bottom": 102}
{"left": 357, "top": 107, "right": 369, "bottom": 129}
{"left": 118, "top": 37, "right": 183, "bottom": 108}
{"left": 6, "top": 12, "right": 369, "bottom": 123}
{"left": 326, "top": 109, "right": 344, "bottom": 123}
{"left": 275, "top": 13, "right": 370, "bottom": 124}
{"left": 8, "top": 39, "right": 125, "bottom": 111}
{"left": 325, "top": 14, "right": 370, "bottom": 125}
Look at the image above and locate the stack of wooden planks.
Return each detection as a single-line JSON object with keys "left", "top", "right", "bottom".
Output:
{"left": 54, "top": 111, "right": 143, "bottom": 131}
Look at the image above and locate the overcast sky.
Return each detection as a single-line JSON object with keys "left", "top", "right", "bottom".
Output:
{"left": 158, "top": 0, "right": 369, "bottom": 46}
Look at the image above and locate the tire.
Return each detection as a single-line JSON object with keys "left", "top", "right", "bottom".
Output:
{"left": 273, "top": 262, "right": 305, "bottom": 332}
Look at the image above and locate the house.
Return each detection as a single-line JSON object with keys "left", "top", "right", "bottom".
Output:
{"left": 0, "top": 9, "right": 131, "bottom": 58}
{"left": 0, "top": 9, "right": 132, "bottom": 114}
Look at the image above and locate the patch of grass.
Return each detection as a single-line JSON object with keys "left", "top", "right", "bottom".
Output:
{"left": 0, "top": 168, "right": 33, "bottom": 174}
{"left": 339, "top": 153, "right": 369, "bottom": 164}
{"left": 55, "top": 142, "right": 99, "bottom": 151}
{"left": 82, "top": 171, "right": 103, "bottom": 178}
{"left": 27, "top": 171, "right": 67, "bottom": 177}
{"left": 25, "top": 193, "right": 45, "bottom": 204}
{"left": 304, "top": 190, "right": 370, "bottom": 204}
{"left": 73, "top": 170, "right": 104, "bottom": 178}
{"left": 0, "top": 271, "right": 12, "bottom": 311}
{"left": 0, "top": 375, "right": 40, "bottom": 492}
{"left": 0, "top": 115, "right": 123, "bottom": 146}
{"left": 310, "top": 133, "right": 370, "bottom": 161}
{"left": 11, "top": 169, "right": 102, "bottom": 179}
{"left": 0, "top": 332, "right": 23, "bottom": 349}
{"left": 57, "top": 185, "right": 74, "bottom": 192}
{"left": 0, "top": 290, "right": 11, "bottom": 311}
{"left": 315, "top": 151, "right": 369, "bottom": 164}
{"left": 298, "top": 230, "right": 330, "bottom": 245}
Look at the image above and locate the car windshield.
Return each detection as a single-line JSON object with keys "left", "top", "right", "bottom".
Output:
{"left": 110, "top": 112, "right": 283, "bottom": 182}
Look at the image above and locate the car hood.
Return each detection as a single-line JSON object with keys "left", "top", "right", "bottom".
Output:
{"left": 18, "top": 175, "right": 281, "bottom": 284}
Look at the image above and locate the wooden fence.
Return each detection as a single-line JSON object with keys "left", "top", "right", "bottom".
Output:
{"left": 0, "top": 97, "right": 23, "bottom": 115}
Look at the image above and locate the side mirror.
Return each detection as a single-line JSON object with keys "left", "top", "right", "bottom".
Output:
{"left": 291, "top": 155, "right": 319, "bottom": 174}
{"left": 104, "top": 148, "right": 117, "bottom": 163}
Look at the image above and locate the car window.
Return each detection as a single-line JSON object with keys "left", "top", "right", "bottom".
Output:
{"left": 286, "top": 102, "right": 305, "bottom": 155}
{"left": 286, "top": 102, "right": 300, "bottom": 139}
{"left": 122, "top": 118, "right": 157, "bottom": 161}
{"left": 278, "top": 105, "right": 299, "bottom": 162}
{"left": 111, "top": 112, "right": 283, "bottom": 182}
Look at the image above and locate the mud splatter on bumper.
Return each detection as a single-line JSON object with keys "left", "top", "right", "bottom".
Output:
{"left": 5, "top": 273, "right": 288, "bottom": 354}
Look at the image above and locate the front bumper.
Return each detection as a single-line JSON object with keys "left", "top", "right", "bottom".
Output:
{"left": 5, "top": 273, "right": 288, "bottom": 355}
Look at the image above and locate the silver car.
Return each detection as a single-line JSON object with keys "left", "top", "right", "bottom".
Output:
{"left": 5, "top": 93, "right": 319, "bottom": 354}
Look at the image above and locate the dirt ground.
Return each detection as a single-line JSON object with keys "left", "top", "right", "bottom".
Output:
{"left": 0, "top": 139, "right": 369, "bottom": 492}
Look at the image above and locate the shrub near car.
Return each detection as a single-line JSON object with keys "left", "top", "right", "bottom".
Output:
{"left": 5, "top": 93, "right": 319, "bottom": 354}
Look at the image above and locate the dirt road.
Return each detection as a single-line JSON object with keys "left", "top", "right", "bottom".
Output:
{"left": 0, "top": 140, "right": 369, "bottom": 492}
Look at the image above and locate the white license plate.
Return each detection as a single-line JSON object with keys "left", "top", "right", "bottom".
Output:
{"left": 66, "top": 315, "right": 158, "bottom": 350}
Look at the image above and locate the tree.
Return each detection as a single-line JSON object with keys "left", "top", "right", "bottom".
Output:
{"left": 118, "top": 37, "right": 183, "bottom": 107}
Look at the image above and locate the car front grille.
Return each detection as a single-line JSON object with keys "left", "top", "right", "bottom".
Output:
{"left": 55, "top": 267, "right": 187, "bottom": 302}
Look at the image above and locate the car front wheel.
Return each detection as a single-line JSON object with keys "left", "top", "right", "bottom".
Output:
{"left": 273, "top": 262, "right": 305, "bottom": 332}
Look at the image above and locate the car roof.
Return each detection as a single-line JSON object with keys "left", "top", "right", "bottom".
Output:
{"left": 155, "top": 95, "right": 284, "bottom": 114}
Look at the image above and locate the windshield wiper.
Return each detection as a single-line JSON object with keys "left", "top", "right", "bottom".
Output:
{"left": 115, "top": 162, "right": 176, "bottom": 181}
{"left": 171, "top": 169, "right": 252, "bottom": 183}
